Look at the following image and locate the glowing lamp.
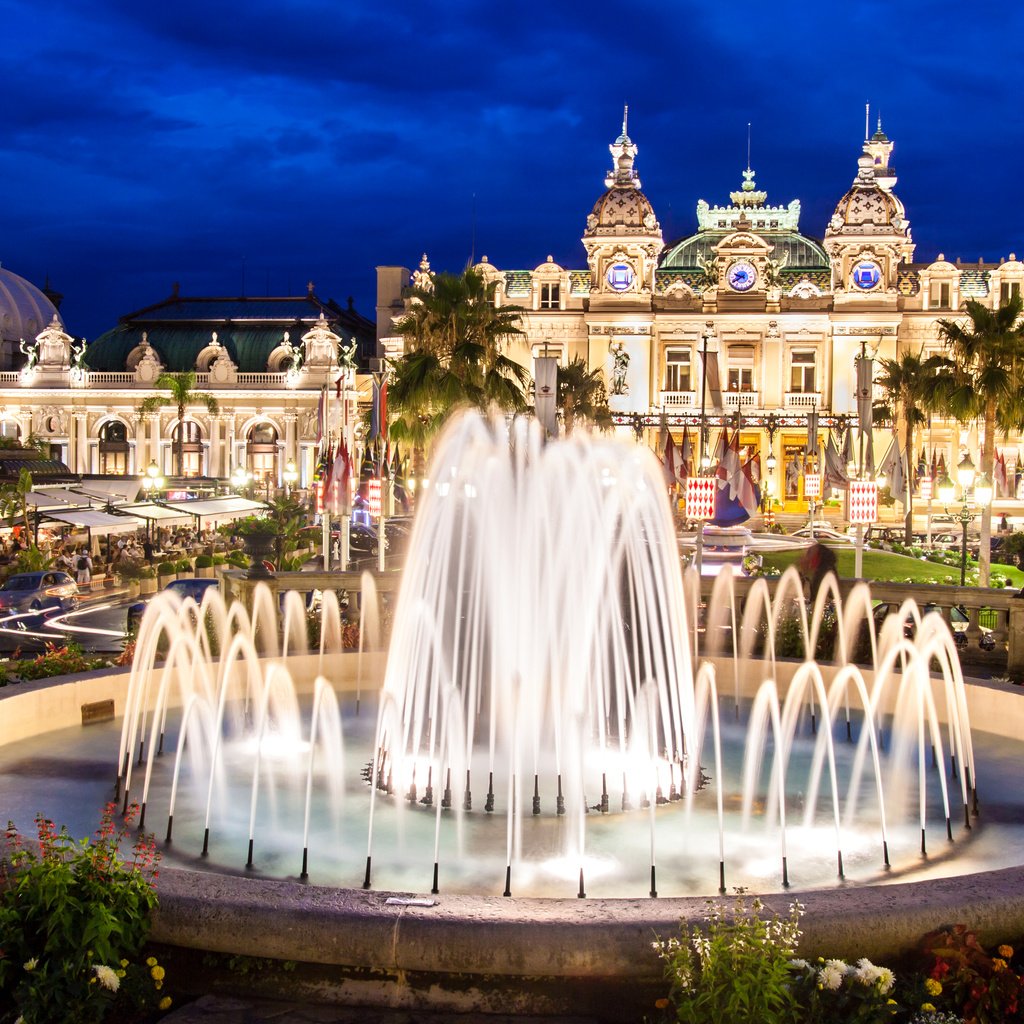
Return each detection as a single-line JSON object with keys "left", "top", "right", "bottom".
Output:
{"left": 974, "top": 472, "right": 993, "bottom": 509}
{"left": 936, "top": 472, "right": 956, "bottom": 507}
{"left": 956, "top": 452, "right": 976, "bottom": 490}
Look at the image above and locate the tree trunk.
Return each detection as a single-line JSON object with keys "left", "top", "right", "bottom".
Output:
{"left": 904, "top": 414, "right": 914, "bottom": 545}
{"left": 176, "top": 405, "right": 185, "bottom": 478}
{"left": 979, "top": 403, "right": 996, "bottom": 586}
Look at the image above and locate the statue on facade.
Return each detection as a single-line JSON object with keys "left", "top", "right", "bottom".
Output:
{"left": 610, "top": 346, "right": 630, "bottom": 396}
{"left": 695, "top": 253, "right": 720, "bottom": 294}
{"left": 338, "top": 337, "right": 357, "bottom": 369}
{"left": 19, "top": 338, "right": 38, "bottom": 373}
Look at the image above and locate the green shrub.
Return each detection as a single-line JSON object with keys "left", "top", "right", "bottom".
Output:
{"left": 194, "top": 554, "right": 214, "bottom": 569}
{"left": 156, "top": 561, "right": 176, "bottom": 577}
{"left": 115, "top": 560, "right": 147, "bottom": 583}
{"left": 175, "top": 558, "right": 192, "bottom": 573}
{"left": 0, "top": 804, "right": 166, "bottom": 1023}
{"left": 212, "top": 553, "right": 226, "bottom": 565}
{"left": 139, "top": 566, "right": 156, "bottom": 580}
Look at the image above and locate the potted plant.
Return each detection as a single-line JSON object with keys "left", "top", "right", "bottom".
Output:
{"left": 194, "top": 553, "right": 215, "bottom": 578}
{"left": 115, "top": 559, "right": 146, "bottom": 599}
{"left": 139, "top": 565, "right": 157, "bottom": 595}
{"left": 175, "top": 557, "right": 193, "bottom": 578}
{"left": 226, "top": 516, "right": 278, "bottom": 579}
{"left": 157, "top": 560, "right": 176, "bottom": 588}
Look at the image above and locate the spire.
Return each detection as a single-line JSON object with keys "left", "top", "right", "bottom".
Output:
{"left": 606, "top": 109, "right": 640, "bottom": 189}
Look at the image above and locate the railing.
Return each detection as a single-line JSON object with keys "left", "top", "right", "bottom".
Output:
{"left": 726, "top": 390, "right": 760, "bottom": 409}
{"left": 0, "top": 372, "right": 21, "bottom": 385}
{"left": 699, "top": 574, "right": 1019, "bottom": 672}
{"left": 87, "top": 372, "right": 135, "bottom": 385}
{"left": 236, "top": 373, "right": 289, "bottom": 386}
{"left": 784, "top": 391, "right": 822, "bottom": 410}
{"left": 660, "top": 391, "right": 697, "bottom": 409}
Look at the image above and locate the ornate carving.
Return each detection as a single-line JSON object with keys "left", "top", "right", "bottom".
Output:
{"left": 609, "top": 345, "right": 630, "bottom": 396}
{"left": 301, "top": 314, "right": 341, "bottom": 368}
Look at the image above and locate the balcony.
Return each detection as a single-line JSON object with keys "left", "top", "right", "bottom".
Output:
{"left": 723, "top": 390, "right": 760, "bottom": 409}
{"left": 660, "top": 391, "right": 697, "bottom": 410}
{"left": 784, "top": 391, "right": 822, "bottom": 410}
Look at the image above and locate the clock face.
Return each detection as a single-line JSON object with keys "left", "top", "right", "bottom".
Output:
{"left": 606, "top": 262, "right": 635, "bottom": 292}
{"left": 727, "top": 261, "right": 757, "bottom": 292}
{"left": 852, "top": 260, "right": 882, "bottom": 290}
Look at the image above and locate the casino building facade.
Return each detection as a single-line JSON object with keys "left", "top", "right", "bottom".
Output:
{"left": 377, "top": 116, "right": 1024, "bottom": 512}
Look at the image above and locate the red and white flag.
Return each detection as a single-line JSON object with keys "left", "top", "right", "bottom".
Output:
{"left": 663, "top": 432, "right": 682, "bottom": 487}
{"left": 679, "top": 425, "right": 693, "bottom": 480}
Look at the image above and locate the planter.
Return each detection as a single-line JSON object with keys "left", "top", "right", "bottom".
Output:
{"left": 140, "top": 577, "right": 157, "bottom": 596}
{"left": 125, "top": 580, "right": 141, "bottom": 599}
{"left": 242, "top": 533, "right": 276, "bottom": 579}
{"left": 158, "top": 573, "right": 176, "bottom": 589}
{"left": 103, "top": 576, "right": 115, "bottom": 589}
{"left": 196, "top": 566, "right": 215, "bottom": 579}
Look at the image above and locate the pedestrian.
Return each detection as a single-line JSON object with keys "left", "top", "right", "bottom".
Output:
{"left": 143, "top": 538, "right": 154, "bottom": 563}
{"left": 76, "top": 549, "right": 93, "bottom": 588}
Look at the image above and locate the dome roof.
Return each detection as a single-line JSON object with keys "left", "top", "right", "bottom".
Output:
{"left": 660, "top": 229, "right": 829, "bottom": 271}
{"left": 0, "top": 265, "right": 60, "bottom": 343}
{"left": 587, "top": 186, "right": 659, "bottom": 235}
{"left": 827, "top": 152, "right": 908, "bottom": 237}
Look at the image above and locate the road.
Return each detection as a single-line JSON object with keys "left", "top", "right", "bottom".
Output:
{"left": 0, "top": 596, "right": 130, "bottom": 655}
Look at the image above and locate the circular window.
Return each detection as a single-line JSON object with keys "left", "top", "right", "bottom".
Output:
{"left": 852, "top": 260, "right": 882, "bottom": 290}
{"left": 605, "top": 263, "right": 635, "bottom": 292}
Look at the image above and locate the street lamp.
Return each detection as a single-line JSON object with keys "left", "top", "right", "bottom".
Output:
{"left": 937, "top": 458, "right": 992, "bottom": 586}
{"left": 231, "top": 464, "right": 251, "bottom": 495}
{"left": 140, "top": 463, "right": 164, "bottom": 541}
{"left": 283, "top": 459, "right": 298, "bottom": 496}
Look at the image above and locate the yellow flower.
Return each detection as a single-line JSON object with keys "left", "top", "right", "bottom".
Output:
{"left": 120, "top": 959, "right": 129, "bottom": 968}
{"left": 921, "top": 1003, "right": 936, "bottom": 1013}
{"left": 993, "top": 958, "right": 1008, "bottom": 972}
{"left": 924, "top": 978, "right": 942, "bottom": 996}
{"left": 146, "top": 956, "right": 158, "bottom": 967}
{"left": 22, "top": 959, "right": 37, "bottom": 972}
{"left": 999, "top": 945, "right": 1014, "bottom": 958}
{"left": 151, "top": 965, "right": 165, "bottom": 981}
{"left": 887, "top": 999, "right": 897, "bottom": 1005}
{"left": 116, "top": 969, "right": 126, "bottom": 978}
{"left": 654, "top": 998, "right": 669, "bottom": 1009}
{"left": 155, "top": 980, "right": 163, "bottom": 990}
{"left": 159, "top": 996, "right": 172, "bottom": 1011}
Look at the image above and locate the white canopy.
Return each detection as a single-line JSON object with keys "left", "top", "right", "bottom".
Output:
{"left": 42, "top": 509, "right": 146, "bottom": 535}
{"left": 118, "top": 502, "right": 193, "bottom": 523}
{"left": 159, "top": 495, "right": 267, "bottom": 524}
{"left": 34, "top": 488, "right": 103, "bottom": 507}
{"left": 76, "top": 479, "right": 142, "bottom": 503}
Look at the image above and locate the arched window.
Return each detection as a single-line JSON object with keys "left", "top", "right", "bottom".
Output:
{"left": 246, "top": 423, "right": 279, "bottom": 483}
{"left": 170, "top": 421, "right": 204, "bottom": 477}
{"left": 99, "top": 421, "right": 130, "bottom": 475}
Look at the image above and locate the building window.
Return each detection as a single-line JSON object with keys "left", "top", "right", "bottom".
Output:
{"left": 170, "top": 421, "right": 204, "bottom": 477}
{"left": 247, "top": 423, "right": 279, "bottom": 483}
{"left": 930, "top": 281, "right": 951, "bottom": 309}
{"left": 664, "top": 348, "right": 692, "bottom": 392}
{"left": 99, "top": 421, "right": 129, "bottom": 475}
{"left": 1001, "top": 281, "right": 1021, "bottom": 304}
{"left": 790, "top": 351, "right": 816, "bottom": 393}
{"left": 727, "top": 346, "right": 754, "bottom": 392}
{"left": 540, "top": 283, "right": 560, "bottom": 309}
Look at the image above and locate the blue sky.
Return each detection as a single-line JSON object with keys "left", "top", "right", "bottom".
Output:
{"left": 2, "top": 0, "right": 1023, "bottom": 339}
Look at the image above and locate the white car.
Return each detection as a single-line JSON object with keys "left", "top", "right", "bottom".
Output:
{"left": 790, "top": 525, "right": 853, "bottom": 543}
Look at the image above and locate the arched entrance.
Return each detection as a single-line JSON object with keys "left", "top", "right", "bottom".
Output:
{"left": 246, "top": 423, "right": 278, "bottom": 485}
{"left": 99, "top": 421, "right": 130, "bottom": 475}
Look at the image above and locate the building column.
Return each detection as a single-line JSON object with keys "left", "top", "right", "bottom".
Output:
{"left": 283, "top": 412, "right": 297, "bottom": 467}
{"left": 74, "top": 413, "right": 88, "bottom": 474}
{"left": 208, "top": 416, "right": 221, "bottom": 478}
{"left": 147, "top": 414, "right": 160, "bottom": 471}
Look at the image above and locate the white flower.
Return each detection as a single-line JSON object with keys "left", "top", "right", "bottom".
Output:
{"left": 23, "top": 958, "right": 37, "bottom": 971}
{"left": 876, "top": 966, "right": 896, "bottom": 994}
{"left": 819, "top": 964, "right": 845, "bottom": 990}
{"left": 854, "top": 957, "right": 882, "bottom": 985}
{"left": 789, "top": 958, "right": 809, "bottom": 970}
{"left": 94, "top": 964, "right": 120, "bottom": 992}
{"left": 825, "top": 958, "right": 849, "bottom": 973}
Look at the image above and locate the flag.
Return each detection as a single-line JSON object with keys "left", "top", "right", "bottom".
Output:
{"left": 738, "top": 456, "right": 762, "bottom": 516}
{"left": 856, "top": 353, "right": 874, "bottom": 474}
{"left": 996, "top": 450, "right": 1009, "bottom": 496}
{"left": 711, "top": 429, "right": 754, "bottom": 524}
{"left": 326, "top": 441, "right": 351, "bottom": 513}
{"left": 807, "top": 410, "right": 819, "bottom": 464}
{"left": 842, "top": 426, "right": 855, "bottom": 468}
{"left": 823, "top": 434, "right": 849, "bottom": 492}
{"left": 930, "top": 449, "right": 938, "bottom": 481}
{"left": 878, "top": 439, "right": 907, "bottom": 506}
{"left": 701, "top": 349, "right": 723, "bottom": 414}
{"left": 679, "top": 425, "right": 693, "bottom": 480}
{"left": 370, "top": 379, "right": 381, "bottom": 440}
{"left": 663, "top": 433, "right": 682, "bottom": 487}
{"left": 714, "top": 429, "right": 740, "bottom": 498}
{"left": 938, "top": 452, "right": 947, "bottom": 477}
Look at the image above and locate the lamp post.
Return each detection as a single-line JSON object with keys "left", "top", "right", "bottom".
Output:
{"left": 140, "top": 463, "right": 164, "bottom": 541}
{"left": 283, "top": 459, "right": 298, "bottom": 497}
{"left": 231, "top": 464, "right": 251, "bottom": 497}
{"left": 762, "top": 414, "right": 779, "bottom": 528}
{"left": 937, "top": 453, "right": 992, "bottom": 586}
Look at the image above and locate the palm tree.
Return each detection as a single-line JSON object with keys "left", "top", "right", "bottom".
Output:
{"left": 934, "top": 295, "right": 1024, "bottom": 585}
{"left": 389, "top": 268, "right": 530, "bottom": 466}
{"left": 557, "top": 356, "right": 612, "bottom": 434}
{"left": 873, "top": 350, "right": 944, "bottom": 544}
{"left": 136, "top": 372, "right": 219, "bottom": 479}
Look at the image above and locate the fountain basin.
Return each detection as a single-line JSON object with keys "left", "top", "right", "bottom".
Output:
{"left": 3, "top": 664, "right": 1023, "bottom": 1018}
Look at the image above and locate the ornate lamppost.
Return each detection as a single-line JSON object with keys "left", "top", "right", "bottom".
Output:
{"left": 283, "top": 459, "right": 298, "bottom": 497}
{"left": 937, "top": 453, "right": 992, "bottom": 586}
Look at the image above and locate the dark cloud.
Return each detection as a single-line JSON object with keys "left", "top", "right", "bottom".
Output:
{"left": 2, "top": 0, "right": 1024, "bottom": 337}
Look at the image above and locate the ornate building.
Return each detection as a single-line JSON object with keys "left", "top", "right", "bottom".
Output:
{"left": 0, "top": 279, "right": 375, "bottom": 492}
{"left": 377, "top": 115, "right": 1024, "bottom": 511}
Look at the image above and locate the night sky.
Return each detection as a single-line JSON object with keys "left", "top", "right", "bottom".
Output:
{"left": 3, "top": 1, "right": 1023, "bottom": 341}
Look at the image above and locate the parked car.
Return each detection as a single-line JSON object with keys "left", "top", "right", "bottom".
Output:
{"left": 0, "top": 571, "right": 79, "bottom": 615}
{"left": 127, "top": 577, "right": 219, "bottom": 631}
{"left": 791, "top": 525, "right": 852, "bottom": 543}
{"left": 339, "top": 519, "right": 412, "bottom": 566}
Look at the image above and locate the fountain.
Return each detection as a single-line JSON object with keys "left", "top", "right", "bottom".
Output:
{"left": 2, "top": 410, "right": 1023, "bottom": 1017}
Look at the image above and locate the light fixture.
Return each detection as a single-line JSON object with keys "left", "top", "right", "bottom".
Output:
{"left": 956, "top": 452, "right": 976, "bottom": 491}
{"left": 283, "top": 460, "right": 298, "bottom": 484}
{"left": 974, "top": 472, "right": 993, "bottom": 509}
{"left": 765, "top": 451, "right": 777, "bottom": 473}
{"left": 146, "top": 461, "right": 160, "bottom": 480}
{"left": 936, "top": 471, "right": 956, "bottom": 507}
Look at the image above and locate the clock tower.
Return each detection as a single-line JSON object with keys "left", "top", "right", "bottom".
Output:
{"left": 582, "top": 109, "right": 663, "bottom": 312}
